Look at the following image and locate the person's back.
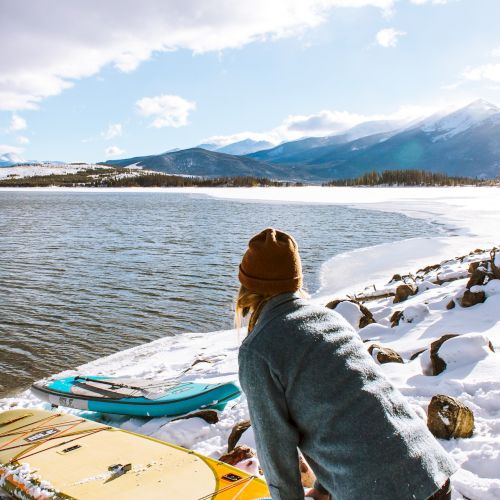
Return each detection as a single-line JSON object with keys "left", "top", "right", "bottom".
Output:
{"left": 236, "top": 227, "right": 456, "bottom": 500}
{"left": 239, "top": 292, "right": 456, "bottom": 499}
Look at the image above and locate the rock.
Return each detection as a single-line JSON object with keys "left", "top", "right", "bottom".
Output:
{"left": 430, "top": 334, "right": 459, "bottom": 375}
{"left": 461, "top": 290, "right": 486, "bottom": 307}
{"left": 393, "top": 283, "right": 418, "bottom": 304}
{"left": 299, "top": 455, "right": 316, "bottom": 488}
{"left": 368, "top": 344, "right": 404, "bottom": 364}
{"left": 427, "top": 395, "right": 474, "bottom": 439}
{"left": 466, "top": 268, "right": 490, "bottom": 289}
{"left": 388, "top": 273, "right": 403, "bottom": 284}
{"left": 390, "top": 310, "right": 403, "bottom": 327}
{"left": 468, "top": 261, "right": 480, "bottom": 273}
{"left": 410, "top": 348, "right": 427, "bottom": 361}
{"left": 172, "top": 409, "right": 219, "bottom": 424}
{"left": 446, "top": 299, "right": 455, "bottom": 310}
{"left": 491, "top": 249, "right": 500, "bottom": 279}
{"left": 219, "top": 445, "right": 255, "bottom": 465}
{"left": 227, "top": 420, "right": 251, "bottom": 452}
{"left": 326, "top": 299, "right": 375, "bottom": 329}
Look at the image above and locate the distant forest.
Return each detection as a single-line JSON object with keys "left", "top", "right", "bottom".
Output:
{"left": 324, "top": 170, "right": 495, "bottom": 187}
{"left": 0, "top": 168, "right": 302, "bottom": 188}
{"left": 1, "top": 167, "right": 498, "bottom": 188}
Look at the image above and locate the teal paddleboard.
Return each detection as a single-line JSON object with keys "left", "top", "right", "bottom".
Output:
{"left": 32, "top": 376, "right": 240, "bottom": 417}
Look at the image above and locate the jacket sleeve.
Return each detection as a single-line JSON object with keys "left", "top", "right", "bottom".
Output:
{"left": 239, "top": 345, "right": 304, "bottom": 500}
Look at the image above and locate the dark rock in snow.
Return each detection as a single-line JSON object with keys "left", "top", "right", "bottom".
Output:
{"left": 410, "top": 349, "right": 427, "bottom": 361}
{"left": 427, "top": 394, "right": 474, "bottom": 439}
{"left": 461, "top": 290, "right": 486, "bottom": 307}
{"left": 219, "top": 445, "right": 255, "bottom": 465}
{"left": 172, "top": 409, "right": 219, "bottom": 424}
{"left": 430, "top": 334, "right": 459, "bottom": 375}
{"left": 390, "top": 310, "right": 403, "bottom": 327}
{"left": 446, "top": 299, "right": 456, "bottom": 310}
{"left": 368, "top": 344, "right": 404, "bottom": 364}
{"left": 325, "top": 299, "right": 376, "bottom": 329}
{"left": 393, "top": 283, "right": 418, "bottom": 303}
{"left": 228, "top": 420, "right": 251, "bottom": 452}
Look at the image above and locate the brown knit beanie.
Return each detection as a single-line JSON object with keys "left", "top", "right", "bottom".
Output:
{"left": 239, "top": 228, "right": 303, "bottom": 294}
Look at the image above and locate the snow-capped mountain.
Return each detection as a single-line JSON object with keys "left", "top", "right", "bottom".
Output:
{"left": 417, "top": 99, "right": 500, "bottom": 141}
{"left": 0, "top": 152, "right": 24, "bottom": 167}
{"left": 197, "top": 138, "right": 275, "bottom": 156}
{"left": 247, "top": 99, "right": 500, "bottom": 179}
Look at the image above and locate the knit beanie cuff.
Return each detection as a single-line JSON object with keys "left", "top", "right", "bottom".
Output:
{"left": 239, "top": 265, "right": 302, "bottom": 295}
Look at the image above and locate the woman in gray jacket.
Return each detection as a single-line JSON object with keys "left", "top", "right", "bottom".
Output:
{"left": 236, "top": 228, "right": 456, "bottom": 500}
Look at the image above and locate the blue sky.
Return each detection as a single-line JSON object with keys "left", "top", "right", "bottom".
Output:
{"left": 1, "top": 0, "right": 500, "bottom": 163}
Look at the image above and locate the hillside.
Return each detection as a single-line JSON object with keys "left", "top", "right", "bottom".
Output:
{"left": 104, "top": 148, "right": 292, "bottom": 179}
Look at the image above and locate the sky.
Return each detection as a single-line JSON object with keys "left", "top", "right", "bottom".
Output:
{"left": 1, "top": 0, "right": 500, "bottom": 163}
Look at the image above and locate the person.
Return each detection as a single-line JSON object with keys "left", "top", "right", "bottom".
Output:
{"left": 236, "top": 228, "right": 457, "bottom": 500}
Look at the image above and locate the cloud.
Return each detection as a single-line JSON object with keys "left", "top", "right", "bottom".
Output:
{"left": 17, "top": 136, "right": 30, "bottom": 144}
{"left": 9, "top": 114, "right": 27, "bottom": 131}
{"left": 202, "top": 103, "right": 437, "bottom": 146}
{"left": 375, "top": 28, "right": 406, "bottom": 48}
{"left": 101, "top": 123, "right": 122, "bottom": 140}
{"left": 492, "top": 47, "right": 500, "bottom": 57}
{"left": 462, "top": 64, "right": 500, "bottom": 83}
{"left": 136, "top": 94, "right": 196, "bottom": 128}
{"left": 0, "top": 0, "right": 394, "bottom": 111}
{"left": 104, "top": 145, "right": 125, "bottom": 157}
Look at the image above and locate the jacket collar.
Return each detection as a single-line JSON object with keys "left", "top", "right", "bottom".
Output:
{"left": 250, "top": 291, "right": 303, "bottom": 335}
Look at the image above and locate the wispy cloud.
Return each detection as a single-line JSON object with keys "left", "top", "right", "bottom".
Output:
{"left": 375, "top": 28, "right": 406, "bottom": 48}
{"left": 101, "top": 123, "right": 123, "bottom": 140}
{"left": 9, "top": 114, "right": 27, "bottom": 131}
{"left": 17, "top": 136, "right": 30, "bottom": 144}
{"left": 0, "top": 144, "right": 24, "bottom": 156}
{"left": 463, "top": 64, "right": 500, "bottom": 83}
{"left": 104, "top": 145, "right": 125, "bottom": 157}
{"left": 202, "top": 103, "right": 437, "bottom": 146}
{"left": 136, "top": 94, "right": 196, "bottom": 128}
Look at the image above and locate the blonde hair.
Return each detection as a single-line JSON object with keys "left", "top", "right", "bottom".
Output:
{"left": 234, "top": 285, "right": 308, "bottom": 334}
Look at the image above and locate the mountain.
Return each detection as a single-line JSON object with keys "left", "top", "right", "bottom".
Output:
{"left": 249, "top": 100, "right": 500, "bottom": 179}
{"left": 0, "top": 152, "right": 24, "bottom": 167}
{"left": 196, "top": 138, "right": 275, "bottom": 155}
{"left": 104, "top": 148, "right": 292, "bottom": 179}
{"left": 249, "top": 118, "right": 410, "bottom": 164}
{"left": 103, "top": 99, "right": 500, "bottom": 181}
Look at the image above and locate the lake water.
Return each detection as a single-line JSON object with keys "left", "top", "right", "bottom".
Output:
{"left": 0, "top": 190, "right": 444, "bottom": 395}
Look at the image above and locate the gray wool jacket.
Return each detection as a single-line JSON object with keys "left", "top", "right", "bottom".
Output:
{"left": 238, "top": 293, "right": 457, "bottom": 500}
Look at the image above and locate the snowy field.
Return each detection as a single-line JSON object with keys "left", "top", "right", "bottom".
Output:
{"left": 1, "top": 186, "right": 500, "bottom": 499}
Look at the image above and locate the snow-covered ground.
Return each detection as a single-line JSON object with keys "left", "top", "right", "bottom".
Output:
{"left": 0, "top": 164, "right": 113, "bottom": 179}
{"left": 1, "top": 186, "right": 500, "bottom": 499}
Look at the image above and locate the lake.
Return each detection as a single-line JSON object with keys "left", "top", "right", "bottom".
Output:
{"left": 0, "top": 190, "right": 443, "bottom": 395}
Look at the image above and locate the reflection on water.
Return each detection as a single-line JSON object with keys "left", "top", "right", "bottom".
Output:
{"left": 0, "top": 191, "right": 442, "bottom": 395}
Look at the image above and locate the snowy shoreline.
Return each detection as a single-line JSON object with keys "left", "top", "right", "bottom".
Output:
{"left": 1, "top": 187, "right": 499, "bottom": 498}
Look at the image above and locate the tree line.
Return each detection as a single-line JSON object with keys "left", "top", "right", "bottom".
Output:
{"left": 324, "top": 170, "right": 493, "bottom": 187}
{"left": 0, "top": 169, "right": 302, "bottom": 188}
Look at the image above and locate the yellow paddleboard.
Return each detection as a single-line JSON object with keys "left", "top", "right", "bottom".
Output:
{"left": 0, "top": 409, "right": 270, "bottom": 500}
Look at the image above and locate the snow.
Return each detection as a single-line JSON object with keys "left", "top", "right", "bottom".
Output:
{"left": 0, "top": 186, "right": 500, "bottom": 499}
{"left": 0, "top": 164, "right": 111, "bottom": 179}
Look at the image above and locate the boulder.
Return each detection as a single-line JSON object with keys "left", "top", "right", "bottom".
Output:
{"left": 393, "top": 283, "right": 418, "bottom": 304}
{"left": 446, "top": 299, "right": 455, "bottom": 310}
{"left": 368, "top": 344, "right": 404, "bottom": 364}
{"left": 461, "top": 290, "right": 486, "bottom": 307}
{"left": 427, "top": 395, "right": 474, "bottom": 439}
{"left": 466, "top": 268, "right": 490, "bottom": 288}
{"left": 390, "top": 310, "right": 403, "bottom": 327}
{"left": 219, "top": 445, "right": 255, "bottom": 465}
{"left": 228, "top": 420, "right": 251, "bottom": 452}
{"left": 325, "top": 299, "right": 375, "bottom": 329}
{"left": 429, "top": 334, "right": 459, "bottom": 375}
{"left": 172, "top": 409, "right": 219, "bottom": 424}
